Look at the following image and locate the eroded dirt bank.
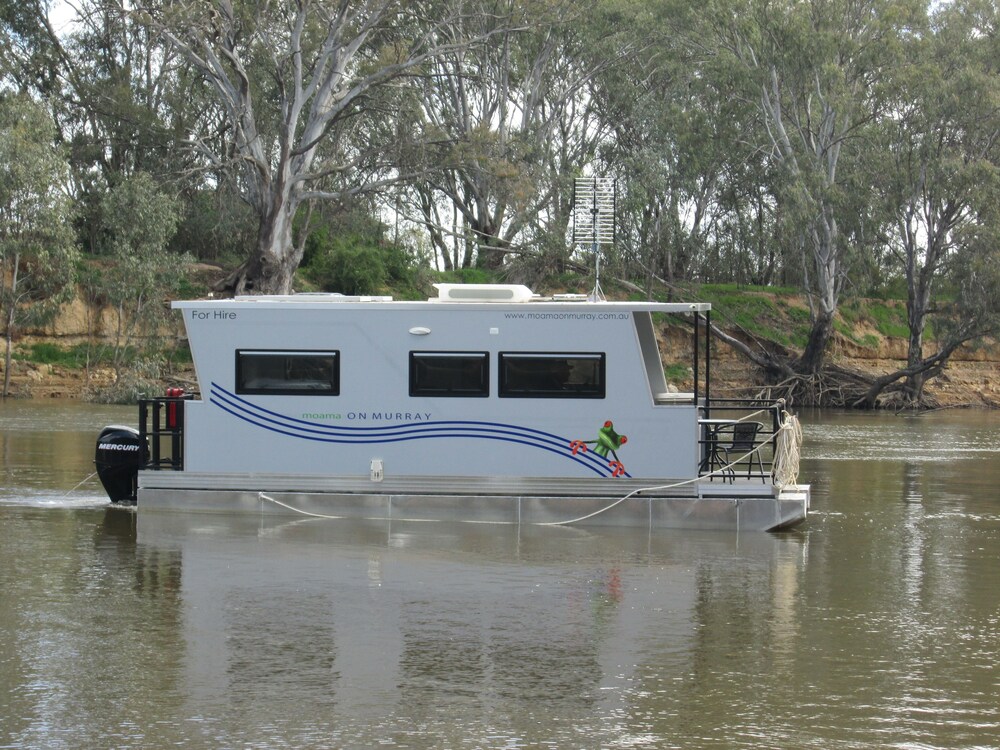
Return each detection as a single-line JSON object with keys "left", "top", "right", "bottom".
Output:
{"left": 5, "top": 335, "right": 997, "bottom": 407}
{"left": 2, "top": 290, "right": 997, "bottom": 406}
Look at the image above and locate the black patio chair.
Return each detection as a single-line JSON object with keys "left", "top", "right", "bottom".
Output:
{"left": 718, "top": 421, "right": 766, "bottom": 483}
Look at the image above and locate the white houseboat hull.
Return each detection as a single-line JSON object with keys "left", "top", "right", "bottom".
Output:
{"left": 99, "top": 284, "right": 810, "bottom": 532}
{"left": 136, "top": 473, "right": 809, "bottom": 531}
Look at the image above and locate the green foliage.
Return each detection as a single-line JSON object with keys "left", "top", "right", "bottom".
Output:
{"left": 859, "top": 334, "right": 880, "bottom": 348}
{"left": 664, "top": 362, "right": 690, "bottom": 382}
{"left": 308, "top": 244, "right": 388, "bottom": 296}
{"left": 301, "top": 211, "right": 417, "bottom": 296}
{"left": 20, "top": 342, "right": 90, "bottom": 368}
{"left": 702, "top": 283, "right": 800, "bottom": 297}
{"left": 0, "top": 94, "right": 79, "bottom": 394}
{"left": 867, "top": 302, "right": 910, "bottom": 339}
{"left": 102, "top": 172, "right": 180, "bottom": 258}
{"left": 85, "top": 357, "right": 166, "bottom": 404}
{"left": 88, "top": 172, "right": 188, "bottom": 378}
{"left": 18, "top": 339, "right": 190, "bottom": 370}
{"left": 174, "top": 275, "right": 206, "bottom": 301}
{"left": 424, "top": 267, "right": 502, "bottom": 288}
{"left": 172, "top": 187, "right": 256, "bottom": 263}
{"left": 699, "top": 287, "right": 812, "bottom": 348}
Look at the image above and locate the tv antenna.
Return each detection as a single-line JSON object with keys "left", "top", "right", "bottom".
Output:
{"left": 571, "top": 177, "right": 616, "bottom": 301}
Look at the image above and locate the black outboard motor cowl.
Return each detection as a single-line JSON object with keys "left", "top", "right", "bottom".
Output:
{"left": 95, "top": 425, "right": 147, "bottom": 505}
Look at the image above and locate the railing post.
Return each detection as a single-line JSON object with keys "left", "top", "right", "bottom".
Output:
{"left": 151, "top": 400, "right": 162, "bottom": 468}
{"left": 172, "top": 397, "right": 184, "bottom": 470}
{"left": 692, "top": 312, "right": 699, "bottom": 406}
{"left": 704, "top": 309, "right": 711, "bottom": 408}
{"left": 139, "top": 400, "right": 149, "bottom": 468}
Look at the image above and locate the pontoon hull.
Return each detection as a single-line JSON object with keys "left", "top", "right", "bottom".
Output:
{"left": 137, "top": 472, "right": 809, "bottom": 532}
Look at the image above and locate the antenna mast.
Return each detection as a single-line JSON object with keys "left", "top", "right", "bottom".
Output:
{"left": 571, "top": 177, "right": 616, "bottom": 301}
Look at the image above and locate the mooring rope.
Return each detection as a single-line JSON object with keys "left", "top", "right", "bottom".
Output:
{"left": 536, "top": 431, "right": 779, "bottom": 526}
{"left": 63, "top": 471, "right": 99, "bottom": 498}
{"left": 772, "top": 412, "right": 803, "bottom": 488}
{"left": 256, "top": 410, "right": 802, "bottom": 527}
{"left": 258, "top": 492, "right": 345, "bottom": 519}
{"left": 536, "top": 407, "right": 801, "bottom": 526}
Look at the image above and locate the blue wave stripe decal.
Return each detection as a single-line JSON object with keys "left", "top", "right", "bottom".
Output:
{"left": 209, "top": 382, "right": 630, "bottom": 478}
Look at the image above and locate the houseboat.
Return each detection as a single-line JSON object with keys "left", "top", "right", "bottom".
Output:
{"left": 95, "top": 284, "right": 809, "bottom": 531}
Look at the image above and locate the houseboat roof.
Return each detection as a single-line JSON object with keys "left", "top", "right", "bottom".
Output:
{"left": 172, "top": 284, "right": 712, "bottom": 313}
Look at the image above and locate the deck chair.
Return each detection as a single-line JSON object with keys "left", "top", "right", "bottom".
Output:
{"left": 718, "top": 421, "right": 766, "bottom": 483}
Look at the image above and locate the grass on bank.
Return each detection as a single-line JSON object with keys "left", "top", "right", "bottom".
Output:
{"left": 19, "top": 341, "right": 192, "bottom": 369}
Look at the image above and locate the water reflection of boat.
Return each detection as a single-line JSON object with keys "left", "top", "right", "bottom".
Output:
{"left": 136, "top": 512, "right": 807, "bottom": 731}
{"left": 96, "top": 284, "right": 809, "bottom": 531}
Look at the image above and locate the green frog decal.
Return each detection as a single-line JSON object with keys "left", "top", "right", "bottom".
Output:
{"left": 571, "top": 420, "right": 628, "bottom": 477}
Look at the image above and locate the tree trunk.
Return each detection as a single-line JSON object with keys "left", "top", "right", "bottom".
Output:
{"left": 215, "top": 193, "right": 300, "bottom": 296}
{"left": 253, "top": 199, "right": 300, "bottom": 295}
{"left": 798, "top": 307, "right": 835, "bottom": 375}
{"left": 416, "top": 188, "right": 452, "bottom": 271}
{"left": 473, "top": 222, "right": 505, "bottom": 270}
{"left": 3, "top": 331, "right": 12, "bottom": 400}
{"left": 3, "top": 253, "right": 20, "bottom": 399}
{"left": 901, "top": 257, "right": 934, "bottom": 403}
{"left": 3, "top": 330, "right": 13, "bottom": 399}
{"left": 902, "top": 325, "right": 926, "bottom": 403}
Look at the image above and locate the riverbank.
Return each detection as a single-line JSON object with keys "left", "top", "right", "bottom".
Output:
{"left": 3, "top": 282, "right": 998, "bottom": 408}
{"left": 713, "top": 320, "right": 1000, "bottom": 408}
{"left": 4, "top": 337, "right": 998, "bottom": 408}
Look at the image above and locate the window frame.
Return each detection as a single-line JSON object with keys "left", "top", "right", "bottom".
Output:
{"left": 409, "top": 351, "right": 490, "bottom": 398}
{"left": 235, "top": 349, "right": 341, "bottom": 396}
{"left": 498, "top": 352, "right": 606, "bottom": 399}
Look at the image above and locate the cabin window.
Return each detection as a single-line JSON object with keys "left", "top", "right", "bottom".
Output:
{"left": 409, "top": 352, "right": 489, "bottom": 397}
{"left": 498, "top": 353, "right": 605, "bottom": 398}
{"left": 236, "top": 350, "right": 340, "bottom": 395}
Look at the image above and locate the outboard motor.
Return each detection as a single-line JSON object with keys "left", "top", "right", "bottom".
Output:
{"left": 95, "top": 425, "right": 148, "bottom": 505}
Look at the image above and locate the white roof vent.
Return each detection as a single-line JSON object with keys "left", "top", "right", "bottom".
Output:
{"left": 433, "top": 283, "right": 535, "bottom": 303}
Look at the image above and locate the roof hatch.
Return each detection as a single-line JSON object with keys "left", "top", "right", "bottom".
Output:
{"left": 432, "top": 284, "right": 535, "bottom": 303}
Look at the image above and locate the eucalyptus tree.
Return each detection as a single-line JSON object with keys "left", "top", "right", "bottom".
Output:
{"left": 95, "top": 171, "right": 183, "bottom": 377}
{"left": 0, "top": 95, "right": 77, "bottom": 398}
{"left": 0, "top": 0, "right": 206, "bottom": 256}
{"left": 403, "top": 0, "right": 634, "bottom": 275}
{"left": 861, "top": 0, "right": 1000, "bottom": 406}
{"left": 599, "top": 0, "right": 776, "bottom": 291}
{"left": 708, "top": 0, "right": 922, "bottom": 376}
{"left": 57, "top": 1, "right": 182, "bottom": 179}
{"left": 43, "top": 0, "right": 196, "bottom": 254}
{"left": 0, "top": 0, "right": 62, "bottom": 93}
{"left": 137, "top": 0, "right": 515, "bottom": 295}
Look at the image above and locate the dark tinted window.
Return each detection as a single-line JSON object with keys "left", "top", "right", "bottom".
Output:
{"left": 236, "top": 350, "right": 339, "bottom": 395}
{"left": 499, "top": 353, "right": 605, "bottom": 398}
{"left": 409, "top": 352, "right": 489, "bottom": 397}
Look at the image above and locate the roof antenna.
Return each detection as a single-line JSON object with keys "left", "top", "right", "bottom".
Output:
{"left": 572, "top": 177, "right": 616, "bottom": 302}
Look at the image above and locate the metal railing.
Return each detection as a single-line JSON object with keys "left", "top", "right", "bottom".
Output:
{"left": 697, "top": 398, "right": 786, "bottom": 482}
{"left": 138, "top": 390, "right": 191, "bottom": 470}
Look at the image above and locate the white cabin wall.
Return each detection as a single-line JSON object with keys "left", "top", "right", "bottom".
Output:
{"left": 176, "top": 301, "right": 700, "bottom": 480}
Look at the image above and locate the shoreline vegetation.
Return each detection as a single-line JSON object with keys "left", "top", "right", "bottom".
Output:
{"left": 2, "top": 276, "right": 997, "bottom": 410}
{"left": 4, "top": 1, "right": 1000, "bottom": 412}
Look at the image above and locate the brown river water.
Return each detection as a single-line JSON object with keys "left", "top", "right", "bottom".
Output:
{"left": 1, "top": 400, "right": 999, "bottom": 749}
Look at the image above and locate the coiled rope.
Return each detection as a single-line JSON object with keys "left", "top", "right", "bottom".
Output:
{"left": 772, "top": 411, "right": 802, "bottom": 488}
